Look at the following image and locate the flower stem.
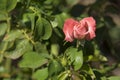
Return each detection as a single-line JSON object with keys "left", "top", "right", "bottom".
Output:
{"left": 76, "top": 40, "right": 80, "bottom": 48}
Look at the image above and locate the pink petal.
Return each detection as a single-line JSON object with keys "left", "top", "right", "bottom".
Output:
{"left": 80, "top": 17, "right": 96, "bottom": 40}
{"left": 63, "top": 18, "right": 78, "bottom": 42}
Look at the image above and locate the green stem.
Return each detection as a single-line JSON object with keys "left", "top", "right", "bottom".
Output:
{"left": 21, "top": 30, "right": 35, "bottom": 45}
{"left": 76, "top": 40, "right": 80, "bottom": 48}
{"left": 76, "top": 39, "right": 85, "bottom": 48}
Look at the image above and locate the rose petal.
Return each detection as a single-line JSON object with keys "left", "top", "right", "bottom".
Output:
{"left": 80, "top": 17, "right": 96, "bottom": 40}
{"left": 73, "top": 23, "right": 88, "bottom": 40}
{"left": 63, "top": 18, "right": 78, "bottom": 42}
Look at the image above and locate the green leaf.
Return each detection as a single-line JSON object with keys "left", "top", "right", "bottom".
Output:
{"left": 34, "top": 42, "right": 49, "bottom": 55}
{"left": 58, "top": 70, "right": 70, "bottom": 80}
{"left": 48, "top": 60, "right": 63, "bottom": 76}
{"left": 58, "top": 73, "right": 69, "bottom": 80}
{"left": 66, "top": 0, "right": 79, "bottom": 7}
{"left": 55, "top": 13, "right": 69, "bottom": 29}
{"left": 65, "top": 47, "right": 83, "bottom": 70}
{"left": 34, "top": 17, "right": 43, "bottom": 40}
{"left": 53, "top": 27, "right": 63, "bottom": 38}
{"left": 51, "top": 43, "right": 59, "bottom": 56}
{"left": 32, "top": 68, "right": 48, "bottom": 80}
{"left": 34, "top": 18, "right": 52, "bottom": 40}
{"left": 81, "top": 64, "right": 96, "bottom": 79}
{"left": 0, "top": 23, "right": 7, "bottom": 36}
{"left": 65, "top": 47, "right": 76, "bottom": 62}
{"left": 19, "top": 51, "right": 48, "bottom": 69}
{"left": 22, "top": 13, "right": 35, "bottom": 31}
{"left": 36, "top": 17, "right": 43, "bottom": 36}
{"left": 0, "top": 42, "right": 7, "bottom": 51}
{"left": 101, "top": 76, "right": 107, "bottom": 80}
{"left": 0, "top": 13, "right": 7, "bottom": 21}
{"left": 34, "top": 42, "right": 50, "bottom": 59}
{"left": 4, "top": 39, "right": 32, "bottom": 59}
{"left": 108, "top": 76, "right": 120, "bottom": 80}
{"left": 79, "top": 75, "right": 86, "bottom": 80}
{"left": 0, "top": 0, "right": 17, "bottom": 12}
{"left": 73, "top": 50, "right": 83, "bottom": 70}
{"left": 3, "top": 30, "right": 23, "bottom": 42}
{"left": 51, "top": 20, "right": 58, "bottom": 28}
{"left": 93, "top": 70, "right": 106, "bottom": 80}
{"left": 0, "top": 54, "right": 3, "bottom": 63}
{"left": 41, "top": 18, "right": 52, "bottom": 40}
{"left": 0, "top": 41, "right": 14, "bottom": 52}
{"left": 61, "top": 56, "right": 67, "bottom": 67}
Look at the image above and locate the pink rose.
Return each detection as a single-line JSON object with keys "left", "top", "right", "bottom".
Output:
{"left": 63, "top": 17, "right": 96, "bottom": 42}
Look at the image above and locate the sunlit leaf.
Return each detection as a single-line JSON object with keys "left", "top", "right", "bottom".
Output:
{"left": 73, "top": 50, "right": 83, "bottom": 70}
{"left": 58, "top": 70, "right": 70, "bottom": 80}
{"left": 65, "top": 47, "right": 83, "bottom": 70}
{"left": 0, "top": 23, "right": 7, "bottom": 37}
{"left": 51, "top": 20, "right": 58, "bottom": 28}
{"left": 34, "top": 42, "right": 50, "bottom": 59}
{"left": 34, "top": 42, "right": 48, "bottom": 54}
{"left": 0, "top": 41, "right": 14, "bottom": 52}
{"left": 0, "top": 13, "right": 7, "bottom": 21}
{"left": 0, "top": 0, "right": 17, "bottom": 12}
{"left": 32, "top": 68, "right": 48, "bottom": 80}
{"left": 4, "top": 39, "right": 32, "bottom": 59}
{"left": 108, "top": 76, "right": 120, "bottom": 80}
{"left": 19, "top": 51, "right": 48, "bottom": 69}
{"left": 51, "top": 43, "right": 59, "bottom": 56}
{"left": 3, "top": 30, "right": 23, "bottom": 42}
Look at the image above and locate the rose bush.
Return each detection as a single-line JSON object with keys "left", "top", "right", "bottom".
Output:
{"left": 63, "top": 17, "right": 96, "bottom": 42}
{"left": 0, "top": 0, "right": 120, "bottom": 80}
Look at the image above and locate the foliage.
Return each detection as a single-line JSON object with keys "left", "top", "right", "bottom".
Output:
{"left": 0, "top": 0, "right": 120, "bottom": 80}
